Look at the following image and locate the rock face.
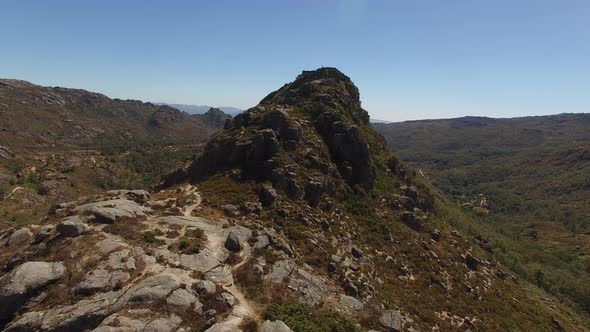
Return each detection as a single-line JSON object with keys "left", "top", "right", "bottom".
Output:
{"left": 0, "top": 261, "right": 66, "bottom": 322}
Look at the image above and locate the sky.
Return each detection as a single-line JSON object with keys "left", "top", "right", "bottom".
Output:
{"left": 1, "top": 0, "right": 589, "bottom": 122}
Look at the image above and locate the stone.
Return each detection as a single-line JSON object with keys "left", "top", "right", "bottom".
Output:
{"left": 253, "top": 235, "right": 270, "bottom": 249}
{"left": 8, "top": 227, "right": 33, "bottom": 247}
{"left": 431, "top": 229, "right": 442, "bottom": 241}
{"left": 260, "top": 320, "right": 293, "bottom": 332}
{"left": 224, "top": 231, "right": 241, "bottom": 252}
{"left": 193, "top": 279, "right": 217, "bottom": 295}
{"left": 167, "top": 288, "right": 198, "bottom": 309}
{"left": 344, "top": 281, "right": 358, "bottom": 297}
{"left": 33, "top": 225, "right": 53, "bottom": 243}
{"left": 74, "top": 199, "right": 152, "bottom": 223}
{"left": 465, "top": 253, "right": 481, "bottom": 271}
{"left": 401, "top": 211, "right": 422, "bottom": 231}
{"left": 144, "top": 315, "right": 182, "bottom": 332}
{"left": 222, "top": 204, "right": 240, "bottom": 217}
{"left": 339, "top": 295, "right": 363, "bottom": 310}
{"left": 304, "top": 180, "right": 323, "bottom": 207}
{"left": 56, "top": 216, "right": 91, "bottom": 237}
{"left": 128, "top": 273, "right": 182, "bottom": 303}
{"left": 258, "top": 184, "right": 277, "bottom": 207}
{"left": 379, "top": 310, "right": 403, "bottom": 331}
{"left": 263, "top": 109, "right": 290, "bottom": 132}
{"left": 216, "top": 292, "right": 236, "bottom": 307}
{"left": 351, "top": 246, "right": 363, "bottom": 259}
{"left": 0, "top": 261, "right": 66, "bottom": 321}
{"left": 76, "top": 268, "right": 130, "bottom": 295}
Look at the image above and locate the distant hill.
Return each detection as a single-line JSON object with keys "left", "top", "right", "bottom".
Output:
{"left": 157, "top": 103, "right": 242, "bottom": 116}
{"left": 375, "top": 113, "right": 590, "bottom": 313}
{"left": 191, "top": 107, "right": 232, "bottom": 128}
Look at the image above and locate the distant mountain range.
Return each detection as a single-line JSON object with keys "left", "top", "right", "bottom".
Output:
{"left": 156, "top": 103, "right": 243, "bottom": 116}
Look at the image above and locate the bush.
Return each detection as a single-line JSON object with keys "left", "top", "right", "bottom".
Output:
{"left": 264, "top": 302, "right": 362, "bottom": 332}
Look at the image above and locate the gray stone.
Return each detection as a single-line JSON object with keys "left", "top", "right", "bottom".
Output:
{"left": 8, "top": 227, "right": 32, "bottom": 247}
{"left": 259, "top": 184, "right": 277, "bottom": 207}
{"left": 76, "top": 268, "right": 130, "bottom": 295}
{"left": 260, "top": 320, "right": 293, "bottom": 332}
{"left": 253, "top": 235, "right": 270, "bottom": 249}
{"left": 193, "top": 279, "right": 217, "bottom": 295}
{"left": 56, "top": 216, "right": 91, "bottom": 237}
{"left": 128, "top": 273, "right": 181, "bottom": 303}
{"left": 74, "top": 199, "right": 152, "bottom": 223}
{"left": 144, "top": 315, "right": 182, "bottom": 332}
{"left": 216, "top": 292, "right": 236, "bottom": 307}
{"left": 166, "top": 288, "right": 197, "bottom": 309}
{"left": 0, "top": 261, "right": 66, "bottom": 320}
{"left": 339, "top": 295, "right": 363, "bottom": 311}
{"left": 33, "top": 225, "right": 54, "bottom": 243}
{"left": 379, "top": 310, "right": 404, "bottom": 332}
{"left": 222, "top": 204, "right": 240, "bottom": 217}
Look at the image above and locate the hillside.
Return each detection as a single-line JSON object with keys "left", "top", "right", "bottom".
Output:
{"left": 0, "top": 79, "right": 216, "bottom": 229}
{"left": 0, "top": 79, "right": 216, "bottom": 150}
{"left": 375, "top": 114, "right": 590, "bottom": 315}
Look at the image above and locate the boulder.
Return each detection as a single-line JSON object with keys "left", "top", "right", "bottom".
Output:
{"left": 128, "top": 273, "right": 182, "bottom": 303}
{"left": 216, "top": 292, "right": 236, "bottom": 307}
{"left": 260, "top": 320, "right": 293, "bottom": 332}
{"left": 7, "top": 227, "right": 32, "bottom": 247}
{"left": 431, "top": 229, "right": 442, "bottom": 241}
{"left": 222, "top": 204, "right": 240, "bottom": 217}
{"left": 465, "top": 253, "right": 481, "bottom": 271}
{"left": 166, "top": 288, "right": 198, "bottom": 309}
{"left": 193, "top": 279, "right": 217, "bottom": 295}
{"left": 379, "top": 309, "right": 403, "bottom": 332}
{"left": 33, "top": 225, "right": 54, "bottom": 243}
{"left": 56, "top": 216, "right": 91, "bottom": 237}
{"left": 263, "top": 109, "right": 290, "bottom": 133}
{"left": 351, "top": 246, "right": 364, "bottom": 259}
{"left": 0, "top": 261, "right": 66, "bottom": 321}
{"left": 304, "top": 180, "right": 323, "bottom": 207}
{"left": 224, "top": 231, "right": 241, "bottom": 252}
{"left": 76, "top": 268, "right": 130, "bottom": 295}
{"left": 258, "top": 184, "right": 277, "bottom": 207}
{"left": 401, "top": 212, "right": 422, "bottom": 231}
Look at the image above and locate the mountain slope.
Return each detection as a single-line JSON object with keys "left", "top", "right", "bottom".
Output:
{"left": 0, "top": 79, "right": 216, "bottom": 230}
{"left": 375, "top": 114, "right": 590, "bottom": 315}
{"left": 155, "top": 68, "right": 587, "bottom": 330}
{"left": 0, "top": 79, "right": 216, "bottom": 150}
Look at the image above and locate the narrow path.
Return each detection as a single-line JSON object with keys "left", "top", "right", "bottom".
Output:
{"left": 182, "top": 185, "right": 202, "bottom": 217}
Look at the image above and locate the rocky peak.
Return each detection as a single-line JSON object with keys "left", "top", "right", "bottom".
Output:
{"left": 163, "top": 68, "right": 411, "bottom": 207}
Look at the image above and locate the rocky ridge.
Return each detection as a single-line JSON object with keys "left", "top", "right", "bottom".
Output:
{"left": 1, "top": 68, "right": 587, "bottom": 331}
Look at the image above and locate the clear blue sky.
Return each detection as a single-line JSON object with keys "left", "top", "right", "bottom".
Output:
{"left": 1, "top": 0, "right": 589, "bottom": 121}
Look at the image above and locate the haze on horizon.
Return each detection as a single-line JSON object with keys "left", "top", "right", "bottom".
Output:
{"left": 1, "top": 0, "right": 588, "bottom": 122}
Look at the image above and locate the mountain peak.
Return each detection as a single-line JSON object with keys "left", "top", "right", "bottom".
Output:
{"left": 162, "top": 68, "right": 425, "bottom": 209}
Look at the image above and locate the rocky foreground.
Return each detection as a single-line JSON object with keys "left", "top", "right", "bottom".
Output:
{"left": 0, "top": 186, "right": 402, "bottom": 332}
